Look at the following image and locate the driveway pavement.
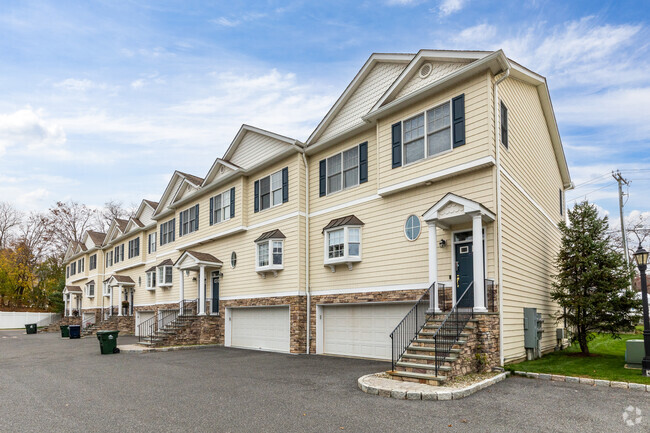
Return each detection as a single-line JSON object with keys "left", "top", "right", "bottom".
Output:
{"left": 1, "top": 329, "right": 648, "bottom": 432}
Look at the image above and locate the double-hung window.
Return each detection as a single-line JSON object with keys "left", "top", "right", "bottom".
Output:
{"left": 160, "top": 219, "right": 175, "bottom": 245}
{"left": 128, "top": 238, "right": 139, "bottom": 259}
{"left": 402, "top": 100, "right": 453, "bottom": 165}
{"left": 102, "top": 281, "right": 110, "bottom": 296}
{"left": 106, "top": 251, "right": 113, "bottom": 267}
{"left": 71, "top": 262, "right": 76, "bottom": 275}
{"left": 89, "top": 254, "right": 97, "bottom": 271}
{"left": 326, "top": 146, "right": 360, "bottom": 194}
{"left": 78, "top": 258, "right": 84, "bottom": 273}
{"left": 211, "top": 189, "right": 232, "bottom": 225}
{"left": 255, "top": 169, "right": 287, "bottom": 212}
{"left": 157, "top": 266, "right": 173, "bottom": 286}
{"left": 66, "top": 266, "right": 69, "bottom": 278}
{"left": 114, "top": 244, "right": 124, "bottom": 264}
{"left": 86, "top": 282, "right": 95, "bottom": 298}
{"left": 146, "top": 271, "right": 156, "bottom": 290}
{"left": 148, "top": 233, "right": 156, "bottom": 254}
{"left": 323, "top": 217, "right": 363, "bottom": 271}
{"left": 180, "top": 205, "right": 199, "bottom": 237}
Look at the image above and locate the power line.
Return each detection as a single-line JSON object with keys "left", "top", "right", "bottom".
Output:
{"left": 567, "top": 183, "right": 616, "bottom": 203}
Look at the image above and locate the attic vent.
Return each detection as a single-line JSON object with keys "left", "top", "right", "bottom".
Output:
{"left": 219, "top": 167, "right": 225, "bottom": 173}
{"left": 419, "top": 62, "right": 433, "bottom": 79}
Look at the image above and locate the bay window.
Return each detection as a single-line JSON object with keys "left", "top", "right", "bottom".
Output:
{"left": 323, "top": 216, "right": 363, "bottom": 271}
{"left": 254, "top": 229, "right": 285, "bottom": 277}
{"left": 157, "top": 266, "right": 173, "bottom": 286}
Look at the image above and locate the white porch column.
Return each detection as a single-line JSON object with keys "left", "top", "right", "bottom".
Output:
{"left": 472, "top": 213, "right": 487, "bottom": 312}
{"left": 68, "top": 295, "right": 73, "bottom": 317}
{"left": 179, "top": 269, "right": 185, "bottom": 314}
{"left": 118, "top": 285, "right": 123, "bottom": 316}
{"left": 198, "top": 265, "right": 206, "bottom": 316}
{"left": 109, "top": 287, "right": 113, "bottom": 316}
{"left": 428, "top": 222, "right": 440, "bottom": 313}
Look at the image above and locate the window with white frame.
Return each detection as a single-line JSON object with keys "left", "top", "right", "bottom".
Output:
{"left": 86, "top": 282, "right": 95, "bottom": 298}
{"left": 157, "top": 266, "right": 173, "bottom": 286}
{"left": 114, "top": 244, "right": 124, "bottom": 264}
{"left": 106, "top": 251, "right": 113, "bottom": 267}
{"left": 71, "top": 262, "right": 76, "bottom": 275}
{"left": 324, "top": 226, "right": 362, "bottom": 269}
{"left": 180, "top": 205, "right": 199, "bottom": 236}
{"left": 148, "top": 233, "right": 156, "bottom": 254}
{"left": 78, "top": 258, "right": 84, "bottom": 273}
{"left": 128, "top": 238, "right": 139, "bottom": 259}
{"left": 404, "top": 215, "right": 421, "bottom": 241}
{"left": 326, "top": 146, "right": 360, "bottom": 195}
{"left": 211, "top": 189, "right": 231, "bottom": 224}
{"left": 255, "top": 238, "right": 284, "bottom": 275}
{"left": 402, "top": 100, "right": 453, "bottom": 165}
{"left": 160, "top": 218, "right": 175, "bottom": 245}
{"left": 102, "top": 281, "right": 110, "bottom": 296}
{"left": 146, "top": 271, "right": 156, "bottom": 290}
{"left": 258, "top": 170, "right": 283, "bottom": 211}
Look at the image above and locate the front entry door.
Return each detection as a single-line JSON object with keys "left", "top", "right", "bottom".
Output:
{"left": 211, "top": 273, "right": 220, "bottom": 314}
{"left": 455, "top": 243, "right": 474, "bottom": 308}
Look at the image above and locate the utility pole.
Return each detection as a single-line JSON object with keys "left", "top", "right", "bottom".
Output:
{"left": 612, "top": 170, "right": 631, "bottom": 277}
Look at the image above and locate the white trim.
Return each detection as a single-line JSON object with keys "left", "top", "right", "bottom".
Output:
{"left": 323, "top": 226, "right": 362, "bottom": 272}
{"left": 378, "top": 156, "right": 496, "bottom": 196}
{"left": 224, "top": 307, "right": 232, "bottom": 347}
{"left": 451, "top": 228, "right": 488, "bottom": 308}
{"left": 311, "top": 283, "right": 428, "bottom": 297}
{"left": 309, "top": 195, "right": 381, "bottom": 218}
{"left": 500, "top": 168, "right": 558, "bottom": 229}
{"left": 316, "top": 304, "right": 324, "bottom": 354}
{"left": 109, "top": 261, "right": 145, "bottom": 274}
{"left": 248, "top": 211, "right": 305, "bottom": 230}
{"left": 220, "top": 291, "right": 303, "bottom": 301}
{"left": 401, "top": 99, "right": 453, "bottom": 167}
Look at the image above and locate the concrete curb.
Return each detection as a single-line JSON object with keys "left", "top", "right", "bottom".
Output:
{"left": 511, "top": 371, "right": 649, "bottom": 392}
{"left": 119, "top": 343, "right": 220, "bottom": 353}
{"left": 357, "top": 372, "right": 509, "bottom": 401}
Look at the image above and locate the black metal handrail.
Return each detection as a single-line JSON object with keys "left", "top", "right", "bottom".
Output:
{"left": 390, "top": 284, "right": 432, "bottom": 371}
{"left": 137, "top": 312, "right": 159, "bottom": 343}
{"left": 431, "top": 281, "right": 474, "bottom": 376}
{"left": 485, "top": 279, "right": 496, "bottom": 312}
{"left": 137, "top": 299, "right": 199, "bottom": 344}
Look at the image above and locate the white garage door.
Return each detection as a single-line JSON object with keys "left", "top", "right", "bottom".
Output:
{"left": 322, "top": 303, "right": 413, "bottom": 360}
{"left": 135, "top": 311, "right": 155, "bottom": 337}
{"left": 231, "top": 307, "right": 290, "bottom": 352}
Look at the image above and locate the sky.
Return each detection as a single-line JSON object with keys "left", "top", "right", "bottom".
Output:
{"left": 0, "top": 0, "right": 649, "bottom": 229}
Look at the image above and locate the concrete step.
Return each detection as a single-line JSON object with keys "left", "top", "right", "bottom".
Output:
{"left": 406, "top": 346, "right": 462, "bottom": 354}
{"left": 388, "top": 370, "right": 447, "bottom": 385}
{"left": 418, "top": 331, "right": 470, "bottom": 338}
{"left": 400, "top": 353, "right": 457, "bottom": 363}
{"left": 414, "top": 338, "right": 467, "bottom": 346}
{"left": 395, "top": 361, "right": 451, "bottom": 372}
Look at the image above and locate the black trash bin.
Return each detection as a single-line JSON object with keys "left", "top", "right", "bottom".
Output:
{"left": 25, "top": 323, "right": 37, "bottom": 334}
{"left": 97, "top": 330, "right": 120, "bottom": 354}
{"left": 68, "top": 325, "right": 81, "bottom": 339}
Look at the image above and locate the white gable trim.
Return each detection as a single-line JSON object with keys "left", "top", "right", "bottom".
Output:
{"left": 134, "top": 199, "right": 156, "bottom": 221}
{"left": 152, "top": 171, "right": 187, "bottom": 219}
{"left": 170, "top": 179, "right": 200, "bottom": 207}
{"left": 422, "top": 193, "right": 495, "bottom": 225}
{"left": 223, "top": 124, "right": 302, "bottom": 162}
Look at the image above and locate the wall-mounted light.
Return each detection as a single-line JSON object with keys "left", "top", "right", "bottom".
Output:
{"left": 138, "top": 277, "right": 141, "bottom": 287}
{"left": 185, "top": 270, "right": 190, "bottom": 277}
{"left": 439, "top": 239, "right": 447, "bottom": 248}
{"left": 192, "top": 277, "right": 197, "bottom": 282}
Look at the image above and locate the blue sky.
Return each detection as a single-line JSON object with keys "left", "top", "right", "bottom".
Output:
{"left": 1, "top": 0, "right": 649, "bottom": 227}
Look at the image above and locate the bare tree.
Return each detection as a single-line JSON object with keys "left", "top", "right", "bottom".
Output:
{"left": 611, "top": 212, "right": 650, "bottom": 261}
{"left": 0, "top": 202, "right": 21, "bottom": 249}
{"left": 44, "top": 201, "right": 96, "bottom": 259}
{"left": 19, "top": 212, "right": 49, "bottom": 262}
{"left": 94, "top": 200, "right": 136, "bottom": 232}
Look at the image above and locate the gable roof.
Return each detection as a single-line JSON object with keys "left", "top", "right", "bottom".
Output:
{"left": 173, "top": 250, "right": 222, "bottom": 267}
{"left": 115, "top": 218, "right": 128, "bottom": 232}
{"left": 177, "top": 171, "right": 204, "bottom": 187}
{"left": 64, "top": 285, "right": 82, "bottom": 294}
{"left": 86, "top": 231, "right": 106, "bottom": 246}
{"left": 306, "top": 53, "right": 413, "bottom": 148}
{"left": 152, "top": 171, "right": 204, "bottom": 219}
{"left": 201, "top": 158, "right": 243, "bottom": 187}
{"left": 106, "top": 275, "right": 136, "bottom": 286}
{"left": 143, "top": 199, "right": 158, "bottom": 209}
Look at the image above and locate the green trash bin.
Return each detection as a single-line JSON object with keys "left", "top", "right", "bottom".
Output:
{"left": 96, "top": 330, "right": 120, "bottom": 355}
{"left": 60, "top": 325, "right": 69, "bottom": 338}
{"left": 25, "top": 323, "right": 37, "bottom": 334}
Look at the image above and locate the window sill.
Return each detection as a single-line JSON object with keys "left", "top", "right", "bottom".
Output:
{"left": 86, "top": 295, "right": 95, "bottom": 299}
{"left": 256, "top": 265, "right": 283, "bottom": 278}
{"left": 146, "top": 287, "right": 156, "bottom": 291}
{"left": 324, "top": 257, "right": 361, "bottom": 272}
{"left": 158, "top": 283, "right": 172, "bottom": 288}
{"left": 402, "top": 148, "right": 453, "bottom": 169}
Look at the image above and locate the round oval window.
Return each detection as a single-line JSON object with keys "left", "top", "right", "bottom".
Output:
{"left": 405, "top": 215, "right": 421, "bottom": 241}
{"left": 230, "top": 251, "right": 237, "bottom": 268}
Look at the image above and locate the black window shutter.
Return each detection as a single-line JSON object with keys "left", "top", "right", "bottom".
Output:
{"left": 179, "top": 212, "right": 184, "bottom": 237}
{"left": 359, "top": 142, "right": 368, "bottom": 183}
{"left": 282, "top": 167, "right": 289, "bottom": 203}
{"left": 452, "top": 94, "right": 466, "bottom": 148}
{"left": 391, "top": 122, "right": 402, "bottom": 168}
{"left": 230, "top": 187, "right": 235, "bottom": 218}
{"left": 209, "top": 197, "right": 214, "bottom": 225}
{"left": 195, "top": 204, "right": 199, "bottom": 230}
{"left": 500, "top": 101, "right": 508, "bottom": 148}
{"left": 319, "top": 159, "right": 326, "bottom": 197}
{"left": 254, "top": 180, "right": 260, "bottom": 213}
{"left": 159, "top": 225, "right": 163, "bottom": 245}
{"left": 172, "top": 218, "right": 176, "bottom": 241}
{"left": 559, "top": 189, "right": 563, "bottom": 216}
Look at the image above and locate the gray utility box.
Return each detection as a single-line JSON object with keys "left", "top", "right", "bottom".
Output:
{"left": 625, "top": 340, "right": 644, "bottom": 368}
{"left": 524, "top": 308, "right": 544, "bottom": 360}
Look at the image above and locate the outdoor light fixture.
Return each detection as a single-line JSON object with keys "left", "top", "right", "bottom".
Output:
{"left": 439, "top": 239, "right": 447, "bottom": 248}
{"left": 633, "top": 244, "right": 650, "bottom": 377}
{"left": 185, "top": 270, "right": 190, "bottom": 277}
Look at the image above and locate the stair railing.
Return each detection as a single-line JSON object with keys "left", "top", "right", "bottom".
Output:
{"left": 389, "top": 284, "right": 432, "bottom": 371}
{"left": 138, "top": 313, "right": 159, "bottom": 343}
{"left": 431, "top": 282, "right": 474, "bottom": 377}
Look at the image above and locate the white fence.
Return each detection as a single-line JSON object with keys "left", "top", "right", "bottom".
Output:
{"left": 0, "top": 312, "right": 61, "bottom": 329}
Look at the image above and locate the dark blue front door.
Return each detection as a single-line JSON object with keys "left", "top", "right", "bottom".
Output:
{"left": 455, "top": 243, "right": 474, "bottom": 308}
{"left": 211, "top": 274, "right": 220, "bottom": 314}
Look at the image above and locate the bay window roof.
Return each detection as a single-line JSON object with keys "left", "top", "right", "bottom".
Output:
{"left": 254, "top": 229, "right": 286, "bottom": 243}
{"left": 322, "top": 215, "right": 364, "bottom": 233}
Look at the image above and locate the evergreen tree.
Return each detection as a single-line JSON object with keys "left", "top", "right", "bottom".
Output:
{"left": 551, "top": 201, "right": 640, "bottom": 355}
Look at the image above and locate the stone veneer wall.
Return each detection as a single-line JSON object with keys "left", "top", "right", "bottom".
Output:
{"left": 308, "top": 289, "right": 426, "bottom": 354}
{"left": 449, "top": 313, "right": 500, "bottom": 377}
{"left": 164, "top": 316, "right": 222, "bottom": 346}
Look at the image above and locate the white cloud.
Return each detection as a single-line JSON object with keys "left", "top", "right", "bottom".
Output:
{"left": 452, "top": 23, "right": 496, "bottom": 43}
{"left": 131, "top": 79, "right": 145, "bottom": 89}
{"left": 438, "top": 0, "right": 467, "bottom": 16}
{"left": 54, "top": 78, "right": 104, "bottom": 91}
{"left": 0, "top": 107, "right": 66, "bottom": 156}
{"left": 213, "top": 17, "right": 240, "bottom": 27}
{"left": 386, "top": 0, "right": 423, "bottom": 5}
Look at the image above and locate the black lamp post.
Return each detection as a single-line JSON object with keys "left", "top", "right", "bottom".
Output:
{"left": 633, "top": 244, "right": 650, "bottom": 377}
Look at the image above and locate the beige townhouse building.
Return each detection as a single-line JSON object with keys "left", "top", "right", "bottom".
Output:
{"left": 62, "top": 49, "right": 571, "bottom": 383}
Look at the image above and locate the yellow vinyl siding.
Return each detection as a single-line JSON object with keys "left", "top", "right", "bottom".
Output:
{"left": 377, "top": 73, "right": 493, "bottom": 190}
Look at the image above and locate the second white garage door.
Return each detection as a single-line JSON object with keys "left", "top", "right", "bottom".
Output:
{"left": 230, "top": 307, "right": 290, "bottom": 353}
{"left": 322, "top": 303, "right": 413, "bottom": 360}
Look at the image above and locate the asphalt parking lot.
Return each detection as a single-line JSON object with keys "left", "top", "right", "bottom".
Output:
{"left": 1, "top": 329, "right": 648, "bottom": 432}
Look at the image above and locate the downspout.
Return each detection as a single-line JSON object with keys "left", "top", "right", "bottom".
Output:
{"left": 296, "top": 146, "right": 311, "bottom": 354}
{"left": 494, "top": 65, "right": 510, "bottom": 366}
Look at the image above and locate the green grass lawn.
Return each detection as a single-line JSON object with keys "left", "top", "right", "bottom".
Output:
{"left": 506, "top": 329, "right": 650, "bottom": 385}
